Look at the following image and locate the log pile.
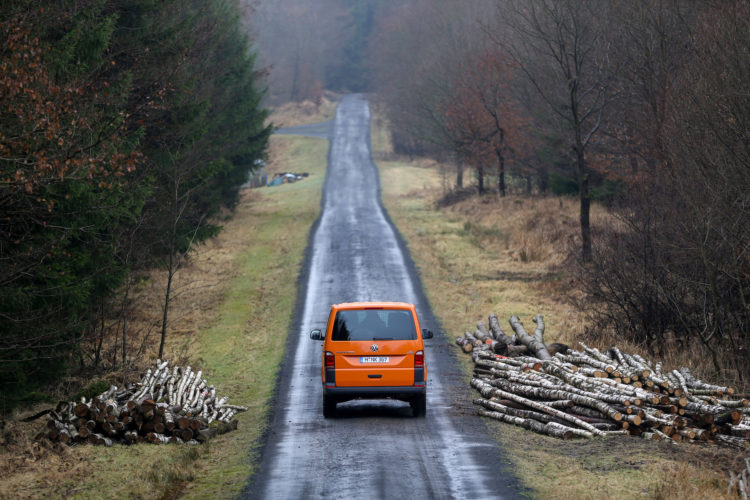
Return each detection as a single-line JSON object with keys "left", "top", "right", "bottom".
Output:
{"left": 40, "top": 360, "right": 247, "bottom": 446}
{"left": 459, "top": 314, "right": 750, "bottom": 445}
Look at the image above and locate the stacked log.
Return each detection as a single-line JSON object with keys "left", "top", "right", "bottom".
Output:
{"left": 460, "top": 314, "right": 750, "bottom": 446}
{"left": 40, "top": 360, "right": 246, "bottom": 446}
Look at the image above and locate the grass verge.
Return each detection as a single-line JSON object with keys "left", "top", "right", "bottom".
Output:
{"left": 0, "top": 130, "right": 329, "bottom": 498}
{"left": 82, "top": 134, "right": 328, "bottom": 499}
{"left": 372, "top": 114, "right": 739, "bottom": 499}
{"left": 181, "top": 135, "right": 328, "bottom": 498}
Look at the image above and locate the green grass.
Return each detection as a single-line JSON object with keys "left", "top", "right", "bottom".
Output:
{"left": 183, "top": 143, "right": 326, "bottom": 497}
{"left": 183, "top": 136, "right": 328, "bottom": 498}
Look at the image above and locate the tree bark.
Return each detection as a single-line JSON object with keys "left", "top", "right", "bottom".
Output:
{"left": 477, "top": 409, "right": 579, "bottom": 439}
{"left": 495, "top": 146, "right": 506, "bottom": 196}
{"left": 471, "top": 378, "right": 605, "bottom": 435}
{"left": 121, "top": 273, "right": 131, "bottom": 366}
{"left": 159, "top": 253, "right": 174, "bottom": 360}
{"left": 509, "top": 315, "right": 551, "bottom": 360}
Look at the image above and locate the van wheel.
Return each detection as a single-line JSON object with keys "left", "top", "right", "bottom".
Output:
{"left": 323, "top": 394, "right": 336, "bottom": 418}
{"left": 411, "top": 394, "right": 426, "bottom": 417}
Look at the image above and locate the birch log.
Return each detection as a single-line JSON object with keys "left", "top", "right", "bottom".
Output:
{"left": 509, "top": 315, "right": 552, "bottom": 360}
{"left": 454, "top": 313, "right": 749, "bottom": 445}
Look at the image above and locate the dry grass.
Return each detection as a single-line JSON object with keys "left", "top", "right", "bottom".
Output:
{"left": 651, "top": 461, "right": 738, "bottom": 500}
{"left": 267, "top": 92, "right": 339, "bottom": 128}
{"left": 373, "top": 115, "right": 743, "bottom": 499}
{"left": 378, "top": 165, "right": 587, "bottom": 350}
{"left": 486, "top": 417, "right": 744, "bottom": 500}
{"left": 0, "top": 104, "right": 330, "bottom": 499}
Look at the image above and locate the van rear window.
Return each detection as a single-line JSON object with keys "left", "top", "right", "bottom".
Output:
{"left": 332, "top": 309, "right": 416, "bottom": 341}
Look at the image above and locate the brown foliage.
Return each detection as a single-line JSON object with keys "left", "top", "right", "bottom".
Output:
{"left": 0, "top": 20, "right": 139, "bottom": 196}
{"left": 440, "top": 49, "right": 532, "bottom": 195}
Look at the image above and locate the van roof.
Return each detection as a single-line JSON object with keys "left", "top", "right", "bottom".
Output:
{"left": 332, "top": 301, "right": 414, "bottom": 310}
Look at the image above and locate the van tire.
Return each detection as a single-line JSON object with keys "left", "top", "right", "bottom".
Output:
{"left": 323, "top": 394, "right": 336, "bottom": 418}
{"left": 411, "top": 394, "right": 426, "bottom": 417}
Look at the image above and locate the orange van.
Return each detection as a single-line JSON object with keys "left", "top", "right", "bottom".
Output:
{"left": 310, "top": 302, "right": 433, "bottom": 417}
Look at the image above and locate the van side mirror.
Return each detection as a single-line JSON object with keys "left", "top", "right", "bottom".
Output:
{"left": 310, "top": 329, "right": 324, "bottom": 341}
{"left": 422, "top": 329, "right": 434, "bottom": 339}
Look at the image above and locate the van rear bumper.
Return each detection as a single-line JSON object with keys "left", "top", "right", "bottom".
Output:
{"left": 323, "top": 385, "right": 425, "bottom": 401}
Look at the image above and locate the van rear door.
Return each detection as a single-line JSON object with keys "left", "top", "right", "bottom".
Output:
{"left": 330, "top": 309, "right": 419, "bottom": 387}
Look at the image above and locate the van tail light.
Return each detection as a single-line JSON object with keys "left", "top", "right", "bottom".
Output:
{"left": 415, "top": 350, "right": 424, "bottom": 368}
{"left": 325, "top": 351, "right": 335, "bottom": 368}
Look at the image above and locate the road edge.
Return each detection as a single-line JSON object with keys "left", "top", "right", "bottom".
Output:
{"left": 239, "top": 120, "right": 336, "bottom": 499}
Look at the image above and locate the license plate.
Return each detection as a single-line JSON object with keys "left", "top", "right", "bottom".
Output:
{"left": 360, "top": 356, "right": 389, "bottom": 364}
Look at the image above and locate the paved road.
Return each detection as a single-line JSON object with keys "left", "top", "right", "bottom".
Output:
{"left": 244, "top": 94, "right": 523, "bottom": 499}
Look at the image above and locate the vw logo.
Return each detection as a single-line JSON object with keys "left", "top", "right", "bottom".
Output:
{"left": 370, "top": 344, "right": 379, "bottom": 352}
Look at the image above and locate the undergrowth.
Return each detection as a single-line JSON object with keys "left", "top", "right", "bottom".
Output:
{"left": 372, "top": 113, "right": 742, "bottom": 500}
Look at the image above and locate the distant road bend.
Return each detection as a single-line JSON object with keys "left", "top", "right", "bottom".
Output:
{"left": 245, "top": 94, "right": 523, "bottom": 499}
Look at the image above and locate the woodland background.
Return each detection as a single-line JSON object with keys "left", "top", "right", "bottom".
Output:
{"left": 2, "top": 0, "right": 748, "bottom": 411}
{"left": 253, "top": 0, "right": 750, "bottom": 386}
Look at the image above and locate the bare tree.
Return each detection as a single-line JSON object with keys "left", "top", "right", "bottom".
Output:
{"left": 576, "top": 1, "right": 750, "bottom": 381}
{"left": 249, "top": 0, "right": 335, "bottom": 102}
{"left": 604, "top": 0, "right": 697, "bottom": 177}
{"left": 492, "top": 0, "right": 619, "bottom": 260}
{"left": 372, "top": 0, "right": 498, "bottom": 189}
{"left": 664, "top": 2, "right": 750, "bottom": 378}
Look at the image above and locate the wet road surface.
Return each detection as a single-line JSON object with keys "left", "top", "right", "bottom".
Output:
{"left": 244, "top": 94, "right": 524, "bottom": 499}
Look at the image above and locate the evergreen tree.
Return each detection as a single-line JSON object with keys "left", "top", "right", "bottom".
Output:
{"left": 0, "top": 0, "right": 270, "bottom": 409}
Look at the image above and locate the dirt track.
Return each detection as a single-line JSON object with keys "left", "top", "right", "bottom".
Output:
{"left": 243, "top": 94, "right": 524, "bottom": 499}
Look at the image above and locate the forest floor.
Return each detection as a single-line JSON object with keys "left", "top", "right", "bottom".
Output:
{"left": 370, "top": 111, "right": 746, "bottom": 499}
{"left": 0, "top": 101, "right": 335, "bottom": 499}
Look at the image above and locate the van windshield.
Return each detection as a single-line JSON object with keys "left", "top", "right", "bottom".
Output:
{"left": 331, "top": 309, "right": 416, "bottom": 341}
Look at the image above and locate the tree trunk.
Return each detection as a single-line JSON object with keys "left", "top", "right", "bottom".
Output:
{"left": 477, "top": 165, "right": 485, "bottom": 194}
{"left": 159, "top": 254, "right": 174, "bottom": 360}
{"left": 574, "top": 140, "right": 591, "bottom": 262}
{"left": 495, "top": 147, "right": 506, "bottom": 197}
{"left": 538, "top": 167, "right": 548, "bottom": 193}
{"left": 121, "top": 273, "right": 131, "bottom": 366}
{"left": 579, "top": 167, "right": 591, "bottom": 262}
{"left": 488, "top": 374, "right": 624, "bottom": 422}
{"left": 479, "top": 409, "right": 576, "bottom": 439}
{"left": 471, "top": 378, "right": 605, "bottom": 436}
{"left": 569, "top": 68, "right": 592, "bottom": 262}
{"left": 488, "top": 313, "right": 514, "bottom": 353}
{"left": 94, "top": 300, "right": 105, "bottom": 368}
